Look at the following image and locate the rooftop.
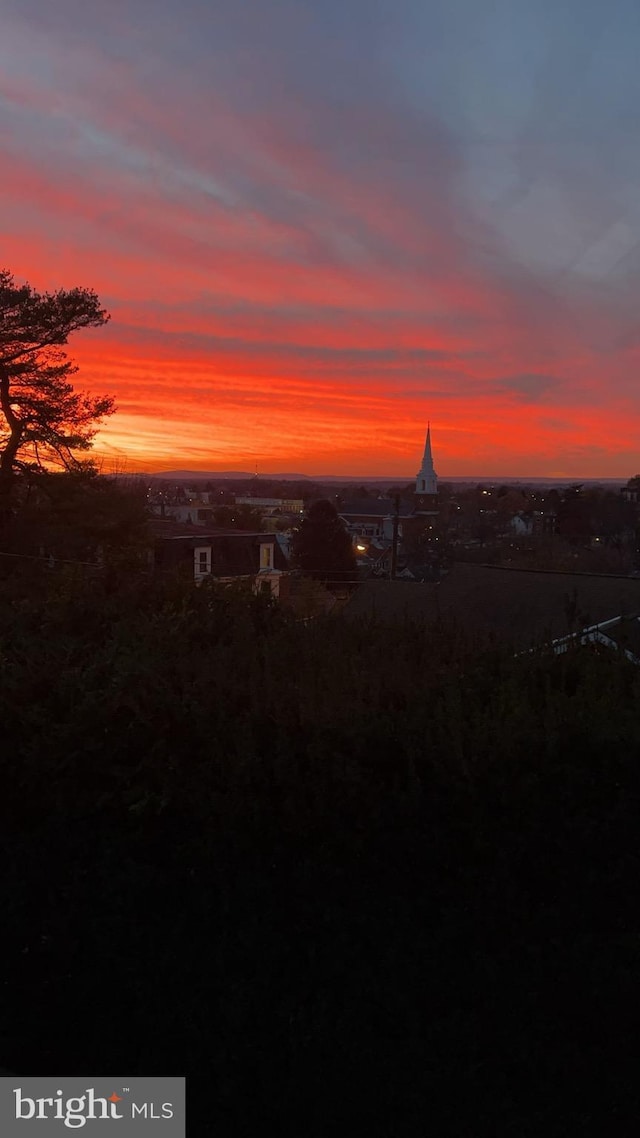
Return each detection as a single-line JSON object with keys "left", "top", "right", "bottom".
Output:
{"left": 340, "top": 499, "right": 405, "bottom": 517}
{"left": 345, "top": 563, "right": 640, "bottom": 648}
{"left": 148, "top": 517, "right": 269, "bottom": 540}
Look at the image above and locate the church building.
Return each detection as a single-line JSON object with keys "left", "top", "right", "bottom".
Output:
{"left": 400, "top": 422, "right": 440, "bottom": 546}
{"left": 414, "top": 423, "right": 438, "bottom": 517}
{"left": 393, "top": 422, "right": 447, "bottom": 580}
{"left": 337, "top": 423, "right": 445, "bottom": 578}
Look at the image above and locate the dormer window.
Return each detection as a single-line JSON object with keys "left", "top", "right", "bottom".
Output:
{"left": 194, "top": 546, "right": 211, "bottom": 577}
{"left": 260, "top": 543, "right": 274, "bottom": 570}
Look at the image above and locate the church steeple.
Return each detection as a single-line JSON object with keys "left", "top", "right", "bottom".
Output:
{"left": 402, "top": 423, "right": 445, "bottom": 580}
{"left": 415, "top": 422, "right": 437, "bottom": 499}
{"left": 422, "top": 423, "right": 434, "bottom": 470}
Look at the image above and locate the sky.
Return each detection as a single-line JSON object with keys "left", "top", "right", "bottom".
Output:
{"left": 2, "top": 0, "right": 640, "bottom": 477}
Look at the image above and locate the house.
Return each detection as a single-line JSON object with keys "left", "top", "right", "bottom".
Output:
{"left": 622, "top": 477, "right": 640, "bottom": 506}
{"left": 339, "top": 499, "right": 398, "bottom": 541}
{"left": 353, "top": 537, "right": 393, "bottom": 576}
{"left": 511, "top": 513, "right": 533, "bottom": 537}
{"left": 234, "top": 496, "right": 304, "bottom": 517}
{"left": 150, "top": 519, "right": 291, "bottom": 597}
{"left": 151, "top": 502, "right": 217, "bottom": 526}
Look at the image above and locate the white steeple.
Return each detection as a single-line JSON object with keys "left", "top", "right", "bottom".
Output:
{"left": 416, "top": 423, "right": 437, "bottom": 497}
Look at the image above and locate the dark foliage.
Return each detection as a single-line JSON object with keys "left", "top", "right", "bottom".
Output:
{"left": 2, "top": 569, "right": 640, "bottom": 1132}
{"left": 291, "top": 498, "right": 357, "bottom": 583}
{"left": 2, "top": 470, "right": 149, "bottom": 565}
{"left": 0, "top": 269, "right": 114, "bottom": 512}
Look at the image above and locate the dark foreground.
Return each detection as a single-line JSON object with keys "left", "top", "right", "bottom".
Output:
{"left": 2, "top": 568, "right": 640, "bottom": 1134}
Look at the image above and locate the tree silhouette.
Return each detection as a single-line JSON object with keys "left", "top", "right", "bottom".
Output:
{"left": 0, "top": 268, "right": 114, "bottom": 513}
{"left": 291, "top": 499, "right": 357, "bottom": 583}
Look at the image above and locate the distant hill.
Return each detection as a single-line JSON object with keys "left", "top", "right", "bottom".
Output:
{"left": 146, "top": 471, "right": 406, "bottom": 482}
{"left": 146, "top": 471, "right": 626, "bottom": 485}
{"left": 149, "top": 470, "right": 272, "bottom": 480}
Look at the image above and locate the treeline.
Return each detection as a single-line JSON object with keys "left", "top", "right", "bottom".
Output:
{"left": 2, "top": 567, "right": 640, "bottom": 1131}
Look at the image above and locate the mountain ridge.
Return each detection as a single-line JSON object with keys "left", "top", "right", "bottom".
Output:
{"left": 144, "top": 470, "right": 626, "bottom": 485}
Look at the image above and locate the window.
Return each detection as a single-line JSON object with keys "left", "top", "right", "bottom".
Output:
{"left": 194, "top": 546, "right": 211, "bottom": 576}
{"left": 260, "top": 543, "right": 273, "bottom": 570}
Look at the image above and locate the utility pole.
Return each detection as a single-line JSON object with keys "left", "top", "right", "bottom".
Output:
{"left": 391, "top": 495, "right": 399, "bottom": 580}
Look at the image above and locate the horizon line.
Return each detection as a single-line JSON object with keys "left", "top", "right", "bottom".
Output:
{"left": 140, "top": 470, "right": 631, "bottom": 482}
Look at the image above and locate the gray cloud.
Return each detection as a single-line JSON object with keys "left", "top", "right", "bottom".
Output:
{"left": 497, "top": 373, "right": 563, "bottom": 403}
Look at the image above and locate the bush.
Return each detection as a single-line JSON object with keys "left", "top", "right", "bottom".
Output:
{"left": 1, "top": 569, "right": 639, "bottom": 1132}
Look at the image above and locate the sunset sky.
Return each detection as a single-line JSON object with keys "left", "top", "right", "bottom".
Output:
{"left": 2, "top": 0, "right": 640, "bottom": 477}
